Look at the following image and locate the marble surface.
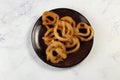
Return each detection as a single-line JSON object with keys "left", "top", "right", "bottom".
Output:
{"left": 0, "top": 0, "right": 120, "bottom": 80}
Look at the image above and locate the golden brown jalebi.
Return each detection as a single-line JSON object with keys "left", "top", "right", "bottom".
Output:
{"left": 75, "top": 22, "right": 90, "bottom": 37}
{"left": 46, "top": 41, "right": 67, "bottom": 63}
{"left": 54, "top": 21, "right": 73, "bottom": 41}
{"left": 42, "top": 28, "right": 56, "bottom": 45}
{"left": 42, "top": 11, "right": 59, "bottom": 29}
{"left": 60, "top": 16, "right": 76, "bottom": 27}
{"left": 78, "top": 26, "right": 94, "bottom": 42}
{"left": 63, "top": 36, "right": 80, "bottom": 54}
{"left": 75, "top": 22, "right": 94, "bottom": 41}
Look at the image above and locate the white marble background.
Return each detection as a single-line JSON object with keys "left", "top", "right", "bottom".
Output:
{"left": 0, "top": 0, "right": 120, "bottom": 80}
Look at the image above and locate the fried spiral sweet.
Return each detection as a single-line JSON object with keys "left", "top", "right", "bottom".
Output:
{"left": 42, "top": 28, "right": 56, "bottom": 45}
{"left": 75, "top": 22, "right": 90, "bottom": 37}
{"left": 64, "top": 36, "right": 80, "bottom": 54}
{"left": 78, "top": 26, "right": 94, "bottom": 41}
{"left": 54, "top": 21, "right": 73, "bottom": 41}
{"left": 75, "top": 22, "right": 94, "bottom": 41}
{"left": 60, "top": 16, "right": 76, "bottom": 27}
{"left": 42, "top": 11, "right": 59, "bottom": 29}
{"left": 46, "top": 41, "right": 67, "bottom": 63}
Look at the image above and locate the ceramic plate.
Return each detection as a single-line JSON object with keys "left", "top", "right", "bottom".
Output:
{"left": 31, "top": 8, "right": 93, "bottom": 68}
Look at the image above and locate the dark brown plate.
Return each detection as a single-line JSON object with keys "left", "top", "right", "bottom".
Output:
{"left": 31, "top": 8, "right": 93, "bottom": 68}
